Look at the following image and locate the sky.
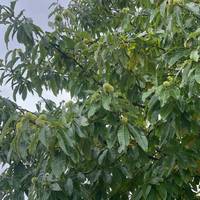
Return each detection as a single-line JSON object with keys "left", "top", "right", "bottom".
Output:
{"left": 0, "top": 0, "right": 70, "bottom": 111}
{"left": 0, "top": 0, "right": 70, "bottom": 174}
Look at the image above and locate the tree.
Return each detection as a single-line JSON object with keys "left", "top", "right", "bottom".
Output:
{"left": 1, "top": 0, "right": 200, "bottom": 199}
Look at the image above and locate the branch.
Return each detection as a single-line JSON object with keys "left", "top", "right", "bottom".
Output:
{"left": 49, "top": 41, "right": 102, "bottom": 86}
{"left": 49, "top": 42, "right": 84, "bottom": 70}
{"left": 0, "top": 96, "right": 33, "bottom": 114}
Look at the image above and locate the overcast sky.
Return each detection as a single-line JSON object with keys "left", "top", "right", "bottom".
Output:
{"left": 0, "top": 0, "right": 70, "bottom": 176}
{"left": 0, "top": 0, "right": 70, "bottom": 111}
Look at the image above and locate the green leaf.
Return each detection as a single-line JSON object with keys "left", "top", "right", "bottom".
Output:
{"left": 159, "top": 123, "right": 174, "bottom": 146}
{"left": 88, "top": 104, "right": 99, "bottom": 118}
{"left": 160, "top": 104, "right": 173, "bottom": 120}
{"left": 78, "top": 116, "right": 89, "bottom": 126}
{"left": 75, "top": 124, "right": 85, "bottom": 138}
{"left": 158, "top": 184, "right": 167, "bottom": 200}
{"left": 143, "top": 185, "right": 151, "bottom": 199}
{"left": 190, "top": 50, "right": 199, "bottom": 62}
{"left": 65, "top": 178, "right": 73, "bottom": 196}
{"left": 168, "top": 50, "right": 189, "bottom": 66}
{"left": 21, "top": 86, "right": 27, "bottom": 100}
{"left": 13, "top": 85, "right": 19, "bottom": 101}
{"left": 117, "top": 125, "right": 130, "bottom": 153}
{"left": 28, "top": 132, "right": 39, "bottom": 155}
{"left": 169, "top": 87, "right": 180, "bottom": 100}
{"left": 16, "top": 26, "right": 25, "bottom": 44}
{"left": 0, "top": 114, "right": 17, "bottom": 143}
{"left": 10, "top": 1, "right": 17, "bottom": 11}
{"left": 39, "top": 126, "right": 50, "bottom": 147}
{"left": 181, "top": 63, "right": 191, "bottom": 86}
{"left": 128, "top": 125, "right": 148, "bottom": 152}
{"left": 22, "top": 23, "right": 33, "bottom": 41}
{"left": 51, "top": 154, "right": 65, "bottom": 178}
{"left": 98, "top": 149, "right": 108, "bottom": 165}
{"left": 187, "top": 27, "right": 200, "bottom": 40}
{"left": 4, "top": 25, "right": 13, "bottom": 48}
{"left": 102, "top": 95, "right": 112, "bottom": 111}
{"left": 185, "top": 2, "right": 200, "bottom": 16}
{"left": 149, "top": 177, "right": 163, "bottom": 185}
{"left": 195, "top": 68, "right": 200, "bottom": 84}
{"left": 142, "top": 87, "right": 155, "bottom": 102}
{"left": 62, "top": 36, "right": 75, "bottom": 49}
{"left": 50, "top": 78, "right": 58, "bottom": 96}
{"left": 160, "top": 0, "right": 167, "bottom": 17}
{"left": 57, "top": 132, "right": 69, "bottom": 155}
{"left": 50, "top": 183, "right": 61, "bottom": 191}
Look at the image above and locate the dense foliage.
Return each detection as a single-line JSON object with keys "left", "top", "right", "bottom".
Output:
{"left": 1, "top": 0, "right": 200, "bottom": 199}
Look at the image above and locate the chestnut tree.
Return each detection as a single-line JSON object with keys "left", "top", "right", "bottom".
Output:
{"left": 1, "top": 0, "right": 200, "bottom": 199}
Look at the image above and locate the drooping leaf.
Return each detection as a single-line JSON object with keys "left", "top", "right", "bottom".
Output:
{"left": 65, "top": 178, "right": 73, "bottom": 196}
{"left": 117, "top": 125, "right": 130, "bottom": 153}
{"left": 190, "top": 50, "right": 199, "bottom": 62}
{"left": 128, "top": 124, "right": 148, "bottom": 152}
{"left": 39, "top": 126, "right": 51, "bottom": 148}
{"left": 51, "top": 154, "right": 65, "bottom": 178}
{"left": 102, "top": 95, "right": 112, "bottom": 111}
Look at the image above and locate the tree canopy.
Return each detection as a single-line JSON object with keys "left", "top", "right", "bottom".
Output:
{"left": 1, "top": 0, "right": 200, "bottom": 199}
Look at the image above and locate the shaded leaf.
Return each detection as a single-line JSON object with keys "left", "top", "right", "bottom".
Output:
{"left": 117, "top": 125, "right": 130, "bottom": 153}
{"left": 102, "top": 95, "right": 112, "bottom": 111}
{"left": 128, "top": 124, "right": 148, "bottom": 152}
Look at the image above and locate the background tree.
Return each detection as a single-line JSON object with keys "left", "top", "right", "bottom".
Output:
{"left": 1, "top": 0, "right": 200, "bottom": 199}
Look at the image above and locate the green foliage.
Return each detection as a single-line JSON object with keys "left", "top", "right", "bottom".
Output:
{"left": 1, "top": 0, "right": 200, "bottom": 199}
